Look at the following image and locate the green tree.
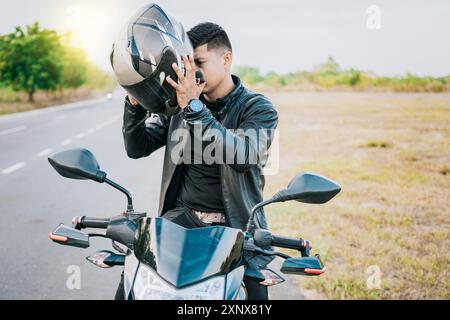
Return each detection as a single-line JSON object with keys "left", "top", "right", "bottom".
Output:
{"left": 0, "top": 22, "right": 64, "bottom": 102}
{"left": 337, "top": 68, "right": 362, "bottom": 86}
{"left": 315, "top": 56, "right": 340, "bottom": 75}
{"left": 84, "top": 62, "right": 116, "bottom": 90}
{"left": 233, "top": 66, "right": 263, "bottom": 85}
{"left": 264, "top": 71, "right": 286, "bottom": 87}
{"left": 60, "top": 33, "right": 87, "bottom": 90}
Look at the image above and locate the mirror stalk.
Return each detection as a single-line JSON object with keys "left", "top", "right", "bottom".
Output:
{"left": 104, "top": 178, "right": 134, "bottom": 212}
{"left": 246, "top": 198, "right": 276, "bottom": 233}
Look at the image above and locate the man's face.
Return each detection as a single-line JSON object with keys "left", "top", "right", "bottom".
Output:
{"left": 192, "top": 44, "right": 231, "bottom": 95}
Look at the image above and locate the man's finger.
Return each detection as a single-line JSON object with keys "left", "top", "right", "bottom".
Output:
{"left": 166, "top": 76, "right": 179, "bottom": 89}
{"left": 182, "top": 55, "right": 193, "bottom": 74}
{"left": 188, "top": 55, "right": 195, "bottom": 68}
{"left": 171, "top": 63, "right": 185, "bottom": 83}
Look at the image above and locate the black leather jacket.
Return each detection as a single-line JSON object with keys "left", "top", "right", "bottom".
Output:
{"left": 122, "top": 75, "right": 279, "bottom": 272}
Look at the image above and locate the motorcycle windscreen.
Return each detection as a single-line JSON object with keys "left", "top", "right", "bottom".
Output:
{"left": 134, "top": 217, "right": 244, "bottom": 288}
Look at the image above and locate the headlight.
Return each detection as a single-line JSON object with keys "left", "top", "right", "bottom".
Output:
{"left": 133, "top": 264, "right": 225, "bottom": 300}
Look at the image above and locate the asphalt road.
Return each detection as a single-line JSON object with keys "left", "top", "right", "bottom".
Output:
{"left": 0, "top": 91, "right": 304, "bottom": 299}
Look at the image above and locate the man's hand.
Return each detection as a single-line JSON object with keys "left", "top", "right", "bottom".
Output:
{"left": 127, "top": 94, "right": 140, "bottom": 107}
{"left": 166, "top": 55, "right": 206, "bottom": 109}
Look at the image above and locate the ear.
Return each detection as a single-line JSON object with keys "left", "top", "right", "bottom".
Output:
{"left": 223, "top": 51, "right": 232, "bottom": 71}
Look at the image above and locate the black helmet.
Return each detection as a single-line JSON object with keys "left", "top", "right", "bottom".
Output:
{"left": 110, "top": 4, "right": 193, "bottom": 116}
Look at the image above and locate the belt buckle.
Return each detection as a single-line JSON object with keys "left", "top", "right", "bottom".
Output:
{"left": 194, "top": 210, "right": 225, "bottom": 224}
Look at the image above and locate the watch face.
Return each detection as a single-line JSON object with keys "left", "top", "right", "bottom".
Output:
{"left": 190, "top": 99, "right": 203, "bottom": 112}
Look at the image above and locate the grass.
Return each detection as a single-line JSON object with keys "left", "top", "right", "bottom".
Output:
{"left": 440, "top": 166, "right": 450, "bottom": 175}
{"left": 363, "top": 141, "right": 392, "bottom": 148}
{"left": 262, "top": 91, "right": 450, "bottom": 299}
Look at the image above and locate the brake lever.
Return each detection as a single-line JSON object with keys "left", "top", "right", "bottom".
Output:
{"left": 253, "top": 247, "right": 290, "bottom": 259}
{"left": 244, "top": 238, "right": 291, "bottom": 259}
{"left": 300, "top": 240, "right": 312, "bottom": 257}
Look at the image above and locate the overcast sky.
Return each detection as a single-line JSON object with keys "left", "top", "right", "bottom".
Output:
{"left": 1, "top": 0, "right": 449, "bottom": 76}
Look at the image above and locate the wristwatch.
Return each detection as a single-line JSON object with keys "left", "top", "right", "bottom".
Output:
{"left": 185, "top": 98, "right": 204, "bottom": 113}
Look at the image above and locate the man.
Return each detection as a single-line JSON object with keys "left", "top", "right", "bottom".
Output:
{"left": 121, "top": 22, "right": 278, "bottom": 300}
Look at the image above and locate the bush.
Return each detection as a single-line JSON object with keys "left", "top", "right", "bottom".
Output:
{"left": 234, "top": 57, "right": 449, "bottom": 92}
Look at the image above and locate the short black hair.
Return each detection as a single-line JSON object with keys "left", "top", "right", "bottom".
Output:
{"left": 187, "top": 22, "right": 232, "bottom": 52}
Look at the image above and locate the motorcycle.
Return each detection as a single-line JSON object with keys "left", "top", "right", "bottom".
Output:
{"left": 48, "top": 148, "right": 341, "bottom": 300}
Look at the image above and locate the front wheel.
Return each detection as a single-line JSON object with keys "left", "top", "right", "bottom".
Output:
{"left": 243, "top": 276, "right": 269, "bottom": 300}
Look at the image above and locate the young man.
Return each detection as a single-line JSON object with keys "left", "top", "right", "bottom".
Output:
{"left": 122, "top": 22, "right": 278, "bottom": 300}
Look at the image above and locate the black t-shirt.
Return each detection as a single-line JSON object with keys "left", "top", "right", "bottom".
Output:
{"left": 175, "top": 101, "right": 225, "bottom": 212}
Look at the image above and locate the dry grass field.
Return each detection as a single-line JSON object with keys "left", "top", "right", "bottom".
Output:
{"left": 262, "top": 91, "right": 450, "bottom": 299}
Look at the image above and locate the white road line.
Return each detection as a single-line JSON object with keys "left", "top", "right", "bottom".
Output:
{"left": 61, "top": 139, "right": 72, "bottom": 146}
{"left": 76, "top": 114, "right": 121, "bottom": 139}
{"left": 2, "top": 162, "right": 25, "bottom": 174}
{"left": 0, "top": 126, "right": 26, "bottom": 136}
{"left": 100, "top": 115, "right": 121, "bottom": 127}
{"left": 87, "top": 115, "right": 121, "bottom": 133}
{"left": 38, "top": 148, "right": 54, "bottom": 157}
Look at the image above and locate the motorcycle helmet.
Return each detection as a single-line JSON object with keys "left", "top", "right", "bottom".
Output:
{"left": 110, "top": 3, "right": 196, "bottom": 116}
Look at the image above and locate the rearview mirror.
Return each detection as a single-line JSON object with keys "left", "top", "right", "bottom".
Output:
{"left": 273, "top": 172, "right": 341, "bottom": 204}
{"left": 245, "top": 172, "right": 341, "bottom": 232}
{"left": 48, "top": 148, "right": 135, "bottom": 212}
{"left": 48, "top": 148, "right": 106, "bottom": 183}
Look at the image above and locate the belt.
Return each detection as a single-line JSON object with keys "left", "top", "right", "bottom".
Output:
{"left": 192, "top": 210, "right": 226, "bottom": 224}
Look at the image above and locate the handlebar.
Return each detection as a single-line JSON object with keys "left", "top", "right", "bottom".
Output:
{"left": 72, "top": 216, "right": 110, "bottom": 229}
{"left": 250, "top": 229, "right": 313, "bottom": 257}
{"left": 51, "top": 213, "right": 141, "bottom": 249}
{"left": 271, "top": 234, "right": 312, "bottom": 257}
{"left": 272, "top": 235, "right": 305, "bottom": 250}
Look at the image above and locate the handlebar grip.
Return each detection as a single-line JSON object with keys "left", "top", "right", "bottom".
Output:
{"left": 271, "top": 234, "right": 305, "bottom": 250}
{"left": 74, "top": 216, "right": 110, "bottom": 229}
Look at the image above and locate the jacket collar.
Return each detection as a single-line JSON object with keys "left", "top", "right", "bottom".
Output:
{"left": 200, "top": 75, "right": 244, "bottom": 120}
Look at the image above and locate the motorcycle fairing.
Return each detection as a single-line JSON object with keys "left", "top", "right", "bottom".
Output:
{"left": 134, "top": 217, "right": 244, "bottom": 288}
